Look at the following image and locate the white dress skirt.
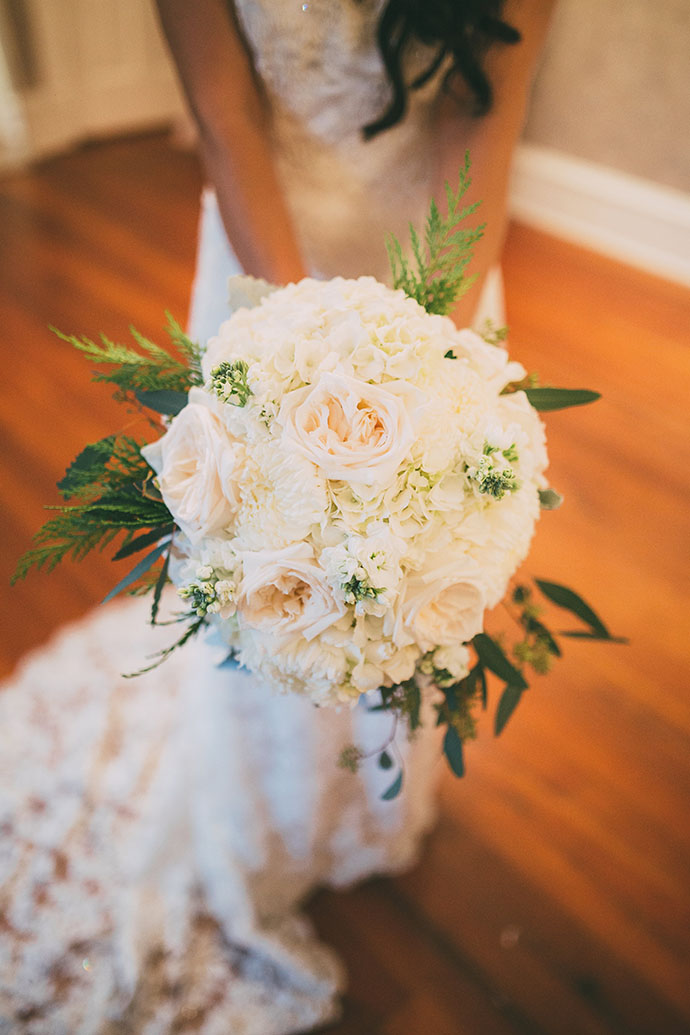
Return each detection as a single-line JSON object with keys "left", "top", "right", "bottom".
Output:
{"left": 0, "top": 2, "right": 505, "bottom": 1030}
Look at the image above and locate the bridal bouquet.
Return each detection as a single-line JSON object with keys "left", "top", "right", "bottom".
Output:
{"left": 14, "top": 160, "right": 621, "bottom": 792}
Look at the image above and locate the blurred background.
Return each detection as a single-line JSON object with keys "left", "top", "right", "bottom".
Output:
{"left": 1, "top": 0, "right": 689, "bottom": 282}
{"left": 0, "top": 2, "right": 688, "bottom": 1033}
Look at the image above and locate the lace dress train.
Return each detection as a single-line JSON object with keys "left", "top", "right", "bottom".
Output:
{"left": 0, "top": 592, "right": 442, "bottom": 1034}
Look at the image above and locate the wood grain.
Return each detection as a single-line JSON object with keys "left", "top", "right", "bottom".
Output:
{"left": 1, "top": 133, "right": 688, "bottom": 1034}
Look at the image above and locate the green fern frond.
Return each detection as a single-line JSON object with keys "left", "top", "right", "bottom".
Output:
{"left": 164, "top": 312, "right": 204, "bottom": 378}
{"left": 51, "top": 317, "right": 203, "bottom": 399}
{"left": 12, "top": 522, "right": 121, "bottom": 581}
{"left": 386, "top": 152, "right": 484, "bottom": 315}
{"left": 13, "top": 432, "right": 173, "bottom": 584}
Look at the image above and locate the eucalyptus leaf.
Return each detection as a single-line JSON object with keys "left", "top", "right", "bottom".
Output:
{"left": 560, "top": 630, "right": 628, "bottom": 644}
{"left": 102, "top": 540, "right": 170, "bottom": 605}
{"left": 378, "top": 750, "right": 393, "bottom": 770}
{"left": 381, "top": 770, "right": 403, "bottom": 801}
{"left": 538, "top": 487, "right": 563, "bottom": 510}
{"left": 524, "top": 387, "right": 600, "bottom": 412}
{"left": 150, "top": 548, "right": 171, "bottom": 625}
{"left": 522, "top": 614, "right": 562, "bottom": 657}
{"left": 473, "top": 633, "right": 528, "bottom": 690}
{"left": 495, "top": 684, "right": 524, "bottom": 736}
{"left": 535, "top": 579, "right": 611, "bottom": 638}
{"left": 443, "top": 726, "right": 465, "bottom": 777}
{"left": 134, "top": 388, "right": 187, "bottom": 416}
{"left": 112, "top": 525, "right": 173, "bottom": 561}
{"left": 478, "top": 665, "right": 487, "bottom": 709}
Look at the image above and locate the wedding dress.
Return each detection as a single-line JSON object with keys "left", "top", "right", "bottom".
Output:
{"left": 0, "top": 3, "right": 504, "bottom": 1032}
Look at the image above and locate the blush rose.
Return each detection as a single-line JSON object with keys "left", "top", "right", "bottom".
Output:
{"left": 237, "top": 543, "right": 345, "bottom": 641}
{"left": 279, "top": 371, "right": 421, "bottom": 486}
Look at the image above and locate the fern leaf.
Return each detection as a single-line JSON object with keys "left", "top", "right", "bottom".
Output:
{"left": 51, "top": 319, "right": 201, "bottom": 398}
{"left": 388, "top": 152, "right": 483, "bottom": 315}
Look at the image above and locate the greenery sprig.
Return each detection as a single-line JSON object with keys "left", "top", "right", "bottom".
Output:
{"left": 11, "top": 316, "right": 223, "bottom": 671}
{"left": 343, "top": 578, "right": 624, "bottom": 799}
{"left": 52, "top": 313, "right": 203, "bottom": 416}
{"left": 386, "top": 151, "right": 483, "bottom": 315}
{"left": 12, "top": 435, "right": 172, "bottom": 583}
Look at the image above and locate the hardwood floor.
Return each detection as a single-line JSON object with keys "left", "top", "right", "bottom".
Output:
{"left": 1, "top": 132, "right": 688, "bottom": 1034}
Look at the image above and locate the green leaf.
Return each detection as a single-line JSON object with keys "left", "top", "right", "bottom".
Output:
{"left": 524, "top": 388, "right": 601, "bottom": 412}
{"left": 402, "top": 678, "right": 422, "bottom": 731}
{"left": 443, "top": 726, "right": 465, "bottom": 777}
{"left": 57, "top": 436, "right": 116, "bottom": 499}
{"left": 150, "top": 548, "right": 171, "bottom": 624}
{"left": 473, "top": 633, "right": 528, "bottom": 690}
{"left": 495, "top": 684, "right": 524, "bottom": 735}
{"left": 560, "top": 630, "right": 628, "bottom": 644}
{"left": 378, "top": 750, "right": 393, "bottom": 770}
{"left": 538, "top": 487, "right": 563, "bottom": 510}
{"left": 523, "top": 615, "right": 562, "bottom": 657}
{"left": 112, "top": 525, "right": 174, "bottom": 561}
{"left": 102, "top": 540, "right": 170, "bottom": 605}
{"left": 535, "top": 579, "right": 611, "bottom": 638}
{"left": 381, "top": 770, "right": 403, "bottom": 801}
{"left": 134, "top": 389, "right": 187, "bottom": 415}
{"left": 478, "top": 665, "right": 487, "bottom": 709}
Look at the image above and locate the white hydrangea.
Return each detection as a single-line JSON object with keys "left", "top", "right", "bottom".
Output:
{"left": 154, "top": 276, "right": 548, "bottom": 705}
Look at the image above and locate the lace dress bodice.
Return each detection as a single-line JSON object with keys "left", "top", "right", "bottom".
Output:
{"left": 233, "top": 0, "right": 446, "bottom": 280}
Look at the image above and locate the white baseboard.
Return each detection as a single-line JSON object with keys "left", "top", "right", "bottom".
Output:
{"left": 510, "top": 145, "right": 690, "bottom": 287}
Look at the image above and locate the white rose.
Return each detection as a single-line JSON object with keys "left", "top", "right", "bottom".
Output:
{"left": 396, "top": 556, "right": 487, "bottom": 653}
{"left": 237, "top": 543, "right": 344, "bottom": 641}
{"left": 142, "top": 397, "right": 243, "bottom": 544}
{"left": 279, "top": 371, "right": 421, "bottom": 486}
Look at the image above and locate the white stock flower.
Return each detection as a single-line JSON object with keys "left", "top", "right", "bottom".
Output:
{"left": 141, "top": 394, "right": 243, "bottom": 544}
{"left": 237, "top": 543, "right": 344, "bottom": 641}
{"left": 279, "top": 371, "right": 422, "bottom": 486}
{"left": 321, "top": 525, "right": 404, "bottom": 615}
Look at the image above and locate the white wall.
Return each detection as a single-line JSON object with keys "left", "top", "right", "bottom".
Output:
{"left": 523, "top": 0, "right": 690, "bottom": 194}
{"left": 0, "top": 0, "right": 185, "bottom": 167}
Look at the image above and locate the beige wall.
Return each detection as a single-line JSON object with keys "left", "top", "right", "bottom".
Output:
{"left": 523, "top": 0, "right": 690, "bottom": 194}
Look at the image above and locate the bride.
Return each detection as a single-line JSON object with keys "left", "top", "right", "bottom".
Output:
{"left": 0, "top": 2, "right": 554, "bottom": 1031}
